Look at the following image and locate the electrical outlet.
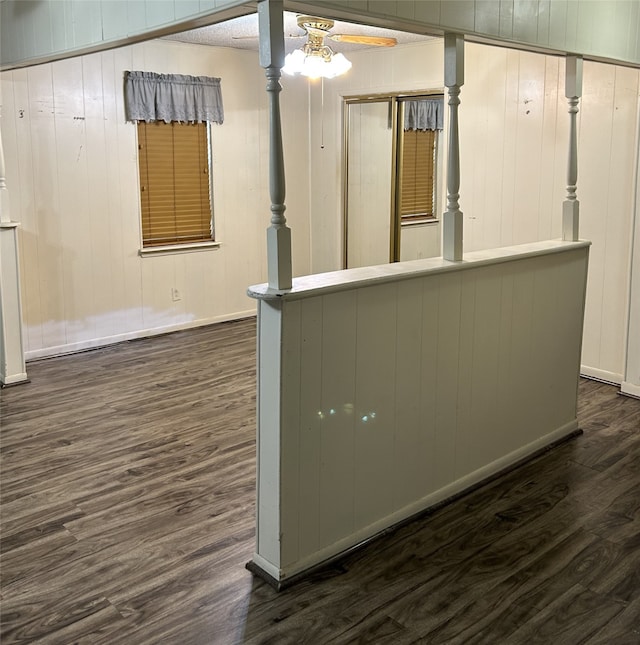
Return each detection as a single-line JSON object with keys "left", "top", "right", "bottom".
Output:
{"left": 171, "top": 287, "right": 181, "bottom": 302}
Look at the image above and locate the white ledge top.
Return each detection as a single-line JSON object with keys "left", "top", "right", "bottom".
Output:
{"left": 248, "top": 239, "right": 591, "bottom": 301}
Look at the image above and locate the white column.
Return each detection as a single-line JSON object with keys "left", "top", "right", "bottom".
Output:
{"left": 443, "top": 33, "right": 464, "bottom": 262}
{"left": 563, "top": 56, "right": 583, "bottom": 241}
{"left": 0, "top": 109, "right": 28, "bottom": 386}
{"left": 247, "top": 297, "right": 285, "bottom": 585}
{"left": 258, "top": 0, "right": 292, "bottom": 291}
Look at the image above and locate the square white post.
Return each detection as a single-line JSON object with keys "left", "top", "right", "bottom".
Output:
{"left": 0, "top": 109, "right": 28, "bottom": 386}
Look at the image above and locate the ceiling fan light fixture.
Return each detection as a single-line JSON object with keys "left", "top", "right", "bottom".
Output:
{"left": 282, "top": 48, "right": 306, "bottom": 75}
{"left": 282, "top": 48, "right": 352, "bottom": 79}
{"left": 322, "top": 52, "right": 352, "bottom": 78}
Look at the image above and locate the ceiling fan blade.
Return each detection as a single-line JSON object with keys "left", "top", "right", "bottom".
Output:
{"left": 328, "top": 34, "right": 397, "bottom": 47}
{"left": 231, "top": 34, "right": 305, "bottom": 40}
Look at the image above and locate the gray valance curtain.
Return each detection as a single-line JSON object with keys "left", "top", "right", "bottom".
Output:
{"left": 124, "top": 71, "right": 224, "bottom": 124}
{"left": 404, "top": 97, "right": 444, "bottom": 131}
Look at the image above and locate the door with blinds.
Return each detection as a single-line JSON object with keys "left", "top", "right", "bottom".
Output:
{"left": 344, "top": 94, "right": 443, "bottom": 269}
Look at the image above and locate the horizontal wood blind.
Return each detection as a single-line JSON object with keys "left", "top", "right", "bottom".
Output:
{"left": 137, "top": 121, "right": 212, "bottom": 247}
{"left": 400, "top": 129, "right": 436, "bottom": 220}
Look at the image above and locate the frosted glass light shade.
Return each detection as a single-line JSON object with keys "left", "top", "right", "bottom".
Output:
{"left": 282, "top": 49, "right": 306, "bottom": 75}
{"left": 282, "top": 50, "right": 352, "bottom": 79}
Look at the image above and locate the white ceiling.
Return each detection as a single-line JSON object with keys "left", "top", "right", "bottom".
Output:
{"left": 162, "top": 11, "right": 434, "bottom": 55}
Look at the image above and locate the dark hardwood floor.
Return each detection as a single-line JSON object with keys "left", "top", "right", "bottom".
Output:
{"left": 1, "top": 317, "right": 639, "bottom": 644}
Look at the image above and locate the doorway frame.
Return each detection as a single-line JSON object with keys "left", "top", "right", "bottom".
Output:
{"left": 342, "top": 89, "right": 445, "bottom": 269}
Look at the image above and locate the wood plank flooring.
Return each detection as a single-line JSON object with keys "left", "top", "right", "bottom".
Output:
{"left": 1, "top": 317, "right": 639, "bottom": 644}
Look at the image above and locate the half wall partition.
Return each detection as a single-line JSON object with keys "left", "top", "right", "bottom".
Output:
{"left": 248, "top": 239, "right": 589, "bottom": 585}
{"left": 249, "top": 1, "right": 590, "bottom": 588}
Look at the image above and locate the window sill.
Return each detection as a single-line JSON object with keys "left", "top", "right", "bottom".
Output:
{"left": 401, "top": 218, "right": 439, "bottom": 228}
{"left": 139, "top": 241, "right": 221, "bottom": 257}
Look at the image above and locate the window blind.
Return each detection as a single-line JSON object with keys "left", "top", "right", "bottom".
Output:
{"left": 400, "top": 129, "right": 436, "bottom": 220}
{"left": 137, "top": 121, "right": 213, "bottom": 247}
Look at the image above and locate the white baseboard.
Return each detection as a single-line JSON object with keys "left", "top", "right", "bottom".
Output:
{"left": 580, "top": 365, "right": 623, "bottom": 385}
{"left": 25, "top": 310, "right": 257, "bottom": 361}
{"left": 248, "top": 552, "right": 281, "bottom": 581}
{"left": 1, "top": 371, "right": 29, "bottom": 386}
{"left": 621, "top": 381, "right": 640, "bottom": 398}
{"left": 273, "top": 419, "right": 579, "bottom": 582}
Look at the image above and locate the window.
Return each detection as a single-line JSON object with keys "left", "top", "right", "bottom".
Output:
{"left": 397, "top": 96, "right": 442, "bottom": 225}
{"left": 137, "top": 121, "right": 213, "bottom": 248}
{"left": 124, "top": 71, "right": 223, "bottom": 251}
{"left": 398, "top": 128, "right": 437, "bottom": 222}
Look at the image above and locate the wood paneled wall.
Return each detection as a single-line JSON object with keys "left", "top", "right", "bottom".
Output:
{"left": 579, "top": 62, "right": 639, "bottom": 383}
{"left": 0, "top": 0, "right": 249, "bottom": 69}
{"left": 309, "top": 38, "right": 639, "bottom": 384}
{"left": 251, "top": 241, "right": 590, "bottom": 582}
{"left": 2, "top": 36, "right": 637, "bottom": 381}
{"left": 623, "top": 152, "right": 640, "bottom": 397}
{"left": 307, "top": 0, "right": 640, "bottom": 66}
{"left": 308, "top": 39, "right": 446, "bottom": 274}
{"left": 0, "top": 39, "right": 310, "bottom": 358}
{"left": 3, "top": 1, "right": 640, "bottom": 70}
{"left": 461, "top": 48, "right": 639, "bottom": 383}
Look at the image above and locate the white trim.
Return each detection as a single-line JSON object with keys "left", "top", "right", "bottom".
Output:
{"left": 249, "top": 552, "right": 281, "bottom": 581}
{"left": 621, "top": 381, "right": 640, "bottom": 398}
{"left": 255, "top": 299, "right": 284, "bottom": 566}
{"left": 276, "top": 419, "right": 579, "bottom": 581}
{"left": 249, "top": 239, "right": 591, "bottom": 301}
{"left": 25, "top": 310, "right": 256, "bottom": 361}
{"left": 400, "top": 217, "right": 439, "bottom": 228}
{"left": 622, "top": 99, "right": 640, "bottom": 394}
{"left": 580, "top": 365, "right": 623, "bottom": 386}
{"left": 1, "top": 372, "right": 28, "bottom": 385}
{"left": 139, "top": 241, "right": 221, "bottom": 256}
{"left": 0, "top": 222, "right": 27, "bottom": 385}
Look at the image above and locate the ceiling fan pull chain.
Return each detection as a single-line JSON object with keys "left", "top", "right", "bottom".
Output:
{"left": 321, "top": 76, "right": 325, "bottom": 149}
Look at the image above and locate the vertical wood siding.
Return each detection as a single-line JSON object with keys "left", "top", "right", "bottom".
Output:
{"left": 255, "top": 243, "right": 590, "bottom": 578}
{"left": 2, "top": 37, "right": 637, "bottom": 381}
{"left": 0, "top": 0, "right": 249, "bottom": 69}
{"left": 3, "top": 2, "right": 640, "bottom": 70}
{"left": 310, "top": 38, "right": 639, "bottom": 384}
{"left": 623, "top": 154, "right": 640, "bottom": 396}
{"left": 0, "top": 39, "right": 311, "bottom": 357}
{"left": 309, "top": 0, "right": 640, "bottom": 65}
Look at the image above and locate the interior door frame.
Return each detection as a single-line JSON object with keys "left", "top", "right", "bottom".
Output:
{"left": 342, "top": 90, "right": 442, "bottom": 269}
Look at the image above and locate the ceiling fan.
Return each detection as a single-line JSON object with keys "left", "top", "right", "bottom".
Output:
{"left": 233, "top": 15, "right": 397, "bottom": 78}
{"left": 283, "top": 16, "right": 397, "bottom": 78}
{"left": 292, "top": 15, "right": 398, "bottom": 49}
